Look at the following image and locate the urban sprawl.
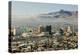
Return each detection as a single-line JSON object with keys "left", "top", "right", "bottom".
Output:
{"left": 10, "top": 25, "right": 78, "bottom": 52}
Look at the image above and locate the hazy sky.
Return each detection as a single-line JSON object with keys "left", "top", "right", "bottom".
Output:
{"left": 12, "top": 1, "right": 78, "bottom": 18}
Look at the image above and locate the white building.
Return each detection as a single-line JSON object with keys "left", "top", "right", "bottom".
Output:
{"left": 21, "top": 32, "right": 32, "bottom": 37}
{"left": 11, "top": 27, "right": 16, "bottom": 36}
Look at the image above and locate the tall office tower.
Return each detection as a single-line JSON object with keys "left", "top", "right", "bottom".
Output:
{"left": 67, "top": 26, "right": 72, "bottom": 33}
{"left": 64, "top": 26, "right": 73, "bottom": 36}
{"left": 11, "top": 27, "right": 16, "bottom": 36}
{"left": 45, "top": 25, "right": 52, "bottom": 35}
{"left": 38, "top": 25, "right": 44, "bottom": 33}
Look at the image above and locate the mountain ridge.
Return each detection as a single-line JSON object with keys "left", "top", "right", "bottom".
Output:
{"left": 38, "top": 10, "right": 78, "bottom": 18}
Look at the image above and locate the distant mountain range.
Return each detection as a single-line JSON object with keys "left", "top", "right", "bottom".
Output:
{"left": 12, "top": 10, "right": 78, "bottom": 27}
{"left": 38, "top": 10, "right": 78, "bottom": 18}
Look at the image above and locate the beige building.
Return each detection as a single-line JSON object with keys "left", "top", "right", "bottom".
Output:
{"left": 11, "top": 27, "right": 16, "bottom": 36}
{"left": 38, "top": 25, "right": 44, "bottom": 33}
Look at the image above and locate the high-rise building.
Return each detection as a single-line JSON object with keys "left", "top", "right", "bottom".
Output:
{"left": 64, "top": 26, "right": 73, "bottom": 36}
{"left": 38, "top": 25, "right": 44, "bottom": 33}
{"left": 45, "top": 25, "right": 52, "bottom": 35}
{"left": 67, "top": 26, "right": 72, "bottom": 33}
{"left": 11, "top": 27, "right": 16, "bottom": 36}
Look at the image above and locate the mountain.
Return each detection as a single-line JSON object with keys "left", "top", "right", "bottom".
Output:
{"left": 38, "top": 10, "right": 78, "bottom": 18}
{"left": 12, "top": 10, "right": 78, "bottom": 27}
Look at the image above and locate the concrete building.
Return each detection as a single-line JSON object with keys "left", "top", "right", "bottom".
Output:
{"left": 38, "top": 25, "right": 44, "bottom": 33}
{"left": 11, "top": 27, "right": 16, "bottom": 36}
{"left": 45, "top": 25, "right": 52, "bottom": 35}
{"left": 67, "top": 26, "right": 72, "bottom": 33}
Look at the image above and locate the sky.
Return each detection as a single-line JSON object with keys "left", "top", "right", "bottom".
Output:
{"left": 12, "top": 1, "right": 78, "bottom": 18}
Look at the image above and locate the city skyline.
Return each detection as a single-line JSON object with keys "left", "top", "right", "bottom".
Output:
{"left": 9, "top": 1, "right": 78, "bottom": 52}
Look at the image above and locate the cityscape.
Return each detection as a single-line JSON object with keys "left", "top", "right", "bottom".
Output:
{"left": 9, "top": 1, "right": 78, "bottom": 53}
